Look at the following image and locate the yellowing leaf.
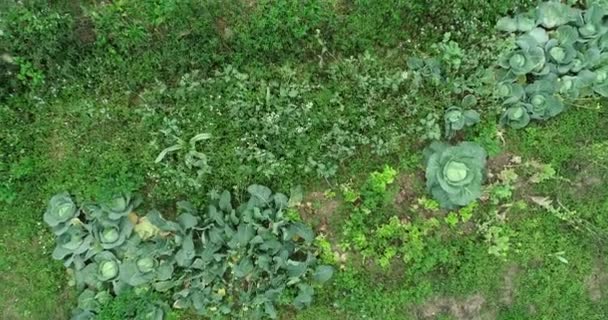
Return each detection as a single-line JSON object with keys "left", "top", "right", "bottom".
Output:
{"left": 134, "top": 216, "right": 161, "bottom": 240}
{"left": 529, "top": 196, "right": 553, "bottom": 209}
{"left": 128, "top": 212, "right": 139, "bottom": 225}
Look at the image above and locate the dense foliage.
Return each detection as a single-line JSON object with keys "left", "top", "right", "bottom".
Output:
{"left": 43, "top": 188, "right": 332, "bottom": 319}
{"left": 421, "top": 0, "right": 608, "bottom": 208}
{"left": 495, "top": 0, "right": 608, "bottom": 128}
{"left": 2, "top": 0, "right": 608, "bottom": 319}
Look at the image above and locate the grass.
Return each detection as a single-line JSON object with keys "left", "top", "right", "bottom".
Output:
{"left": 2, "top": 0, "right": 608, "bottom": 319}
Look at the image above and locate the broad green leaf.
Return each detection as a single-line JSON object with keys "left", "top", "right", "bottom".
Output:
{"left": 287, "top": 223, "right": 314, "bottom": 243}
{"left": 293, "top": 284, "right": 314, "bottom": 309}
{"left": 248, "top": 185, "right": 272, "bottom": 205}
{"left": 236, "top": 224, "right": 255, "bottom": 246}
{"left": 312, "top": 265, "right": 334, "bottom": 283}
{"left": 288, "top": 185, "right": 304, "bottom": 207}
{"left": 234, "top": 258, "right": 254, "bottom": 278}
{"left": 219, "top": 190, "right": 232, "bottom": 211}
{"left": 154, "top": 144, "right": 183, "bottom": 163}
{"left": 177, "top": 213, "right": 199, "bottom": 231}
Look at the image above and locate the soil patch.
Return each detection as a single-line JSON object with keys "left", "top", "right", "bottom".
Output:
{"left": 394, "top": 173, "right": 420, "bottom": 210}
{"left": 298, "top": 191, "right": 340, "bottom": 235}
{"left": 417, "top": 294, "right": 494, "bottom": 320}
{"left": 500, "top": 264, "right": 519, "bottom": 306}
{"left": 571, "top": 163, "right": 604, "bottom": 198}
{"left": 486, "top": 152, "right": 516, "bottom": 183}
{"left": 584, "top": 262, "right": 608, "bottom": 302}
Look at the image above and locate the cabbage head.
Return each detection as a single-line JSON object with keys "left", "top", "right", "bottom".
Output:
{"left": 424, "top": 141, "right": 487, "bottom": 209}
{"left": 537, "top": 2, "right": 576, "bottom": 29}
{"left": 443, "top": 106, "right": 480, "bottom": 138}
{"left": 44, "top": 192, "right": 78, "bottom": 235}
{"left": 500, "top": 104, "right": 531, "bottom": 129}
{"left": 576, "top": 4, "right": 607, "bottom": 41}
{"left": 498, "top": 35, "right": 546, "bottom": 75}
{"left": 592, "top": 67, "right": 608, "bottom": 97}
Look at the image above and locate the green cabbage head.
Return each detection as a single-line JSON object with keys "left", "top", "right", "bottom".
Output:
{"left": 537, "top": 2, "right": 575, "bottom": 29}
{"left": 577, "top": 4, "right": 607, "bottom": 40}
{"left": 443, "top": 106, "right": 480, "bottom": 138}
{"left": 95, "top": 251, "right": 120, "bottom": 282}
{"left": 500, "top": 104, "right": 531, "bottom": 129}
{"left": 102, "top": 193, "right": 142, "bottom": 220}
{"left": 545, "top": 39, "right": 577, "bottom": 73}
{"left": 498, "top": 35, "right": 546, "bottom": 75}
{"left": 44, "top": 192, "right": 78, "bottom": 235}
{"left": 93, "top": 218, "right": 133, "bottom": 249}
{"left": 592, "top": 67, "right": 608, "bottom": 97}
{"left": 424, "top": 141, "right": 487, "bottom": 209}
{"left": 526, "top": 92, "right": 564, "bottom": 120}
{"left": 496, "top": 80, "right": 525, "bottom": 104}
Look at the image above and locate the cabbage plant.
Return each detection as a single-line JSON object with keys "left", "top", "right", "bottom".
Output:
{"left": 592, "top": 67, "right": 608, "bottom": 96}
{"left": 524, "top": 79, "right": 565, "bottom": 120}
{"left": 495, "top": 81, "right": 526, "bottom": 104}
{"left": 52, "top": 223, "right": 94, "bottom": 270}
{"left": 498, "top": 35, "right": 546, "bottom": 75}
{"left": 443, "top": 95, "right": 480, "bottom": 138}
{"left": 101, "top": 193, "right": 141, "bottom": 220}
{"left": 500, "top": 104, "right": 531, "bottom": 129}
{"left": 494, "top": 0, "right": 608, "bottom": 128}
{"left": 44, "top": 192, "right": 79, "bottom": 235}
{"left": 576, "top": 4, "right": 607, "bottom": 40}
{"left": 92, "top": 217, "right": 133, "bottom": 249}
{"left": 423, "top": 141, "right": 487, "bottom": 209}
{"left": 526, "top": 92, "right": 564, "bottom": 120}
{"left": 43, "top": 189, "right": 332, "bottom": 320}
{"left": 536, "top": 1, "right": 576, "bottom": 29}
{"left": 545, "top": 39, "right": 577, "bottom": 73}
{"left": 496, "top": 14, "right": 536, "bottom": 32}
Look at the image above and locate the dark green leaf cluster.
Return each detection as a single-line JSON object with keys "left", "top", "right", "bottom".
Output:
{"left": 495, "top": 1, "right": 608, "bottom": 129}
{"left": 43, "top": 187, "right": 332, "bottom": 319}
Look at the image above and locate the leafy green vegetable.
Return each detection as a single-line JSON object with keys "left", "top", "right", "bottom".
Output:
{"left": 524, "top": 79, "right": 565, "bottom": 120}
{"left": 496, "top": 14, "right": 536, "bottom": 32}
{"left": 536, "top": 1, "right": 575, "bottom": 29}
{"left": 44, "top": 192, "right": 79, "bottom": 235}
{"left": 499, "top": 35, "right": 546, "bottom": 75}
{"left": 592, "top": 67, "right": 608, "bottom": 97}
{"left": 43, "top": 189, "right": 332, "bottom": 319}
{"left": 500, "top": 104, "right": 531, "bottom": 129}
{"left": 495, "top": 80, "right": 525, "bottom": 104}
{"left": 443, "top": 106, "right": 480, "bottom": 138}
{"left": 545, "top": 39, "right": 577, "bottom": 73}
{"left": 494, "top": 1, "right": 608, "bottom": 128}
{"left": 92, "top": 216, "right": 133, "bottom": 250}
{"left": 101, "top": 194, "right": 141, "bottom": 220}
{"left": 424, "top": 141, "right": 487, "bottom": 209}
{"left": 576, "top": 4, "right": 607, "bottom": 41}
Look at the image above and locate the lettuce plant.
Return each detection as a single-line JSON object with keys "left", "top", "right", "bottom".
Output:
{"left": 423, "top": 141, "right": 487, "bottom": 209}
